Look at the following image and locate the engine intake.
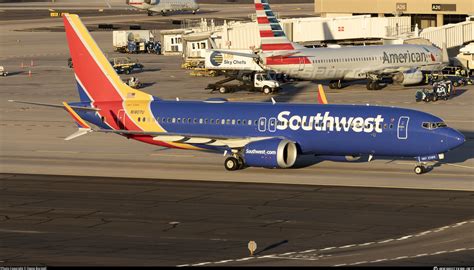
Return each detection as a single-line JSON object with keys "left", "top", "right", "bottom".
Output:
{"left": 393, "top": 70, "right": 423, "bottom": 85}
{"left": 243, "top": 139, "right": 297, "bottom": 168}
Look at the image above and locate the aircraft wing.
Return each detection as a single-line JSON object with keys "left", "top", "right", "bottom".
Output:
{"left": 92, "top": 129, "right": 276, "bottom": 148}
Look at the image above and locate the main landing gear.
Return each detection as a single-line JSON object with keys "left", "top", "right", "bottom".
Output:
{"left": 224, "top": 155, "right": 245, "bottom": 171}
{"left": 366, "top": 74, "right": 383, "bottom": 90}
{"left": 328, "top": 80, "right": 343, "bottom": 89}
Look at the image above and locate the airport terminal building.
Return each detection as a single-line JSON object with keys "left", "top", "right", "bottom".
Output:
{"left": 315, "top": 0, "right": 473, "bottom": 29}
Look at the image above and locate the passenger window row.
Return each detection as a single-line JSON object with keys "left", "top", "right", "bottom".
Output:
{"left": 137, "top": 117, "right": 258, "bottom": 126}
{"left": 312, "top": 56, "right": 380, "bottom": 64}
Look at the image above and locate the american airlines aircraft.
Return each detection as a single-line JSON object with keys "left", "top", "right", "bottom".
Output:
{"left": 248, "top": 0, "right": 446, "bottom": 90}
{"left": 10, "top": 14, "right": 465, "bottom": 174}
{"left": 126, "top": 0, "right": 199, "bottom": 16}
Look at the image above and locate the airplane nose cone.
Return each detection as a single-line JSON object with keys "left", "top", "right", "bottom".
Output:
{"left": 441, "top": 128, "right": 465, "bottom": 150}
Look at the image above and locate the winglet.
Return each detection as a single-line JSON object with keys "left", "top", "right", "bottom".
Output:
{"left": 62, "top": 101, "right": 91, "bottom": 129}
{"left": 317, "top": 84, "right": 328, "bottom": 104}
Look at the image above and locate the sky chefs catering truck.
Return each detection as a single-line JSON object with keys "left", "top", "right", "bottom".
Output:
{"left": 204, "top": 49, "right": 281, "bottom": 94}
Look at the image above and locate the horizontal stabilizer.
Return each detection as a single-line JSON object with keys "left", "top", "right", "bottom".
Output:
{"left": 260, "top": 50, "right": 300, "bottom": 58}
{"left": 210, "top": 50, "right": 258, "bottom": 59}
{"left": 65, "top": 128, "right": 92, "bottom": 141}
{"left": 8, "top": 100, "right": 99, "bottom": 111}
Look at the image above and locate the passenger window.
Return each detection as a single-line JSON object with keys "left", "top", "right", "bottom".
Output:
{"left": 226, "top": 119, "right": 231, "bottom": 125}
{"left": 210, "top": 119, "right": 214, "bottom": 124}
{"left": 389, "top": 124, "right": 393, "bottom": 129}
{"left": 221, "top": 119, "right": 225, "bottom": 125}
{"left": 138, "top": 117, "right": 141, "bottom": 122}
{"left": 143, "top": 117, "right": 146, "bottom": 122}
{"left": 172, "top": 118, "right": 176, "bottom": 123}
{"left": 232, "top": 119, "right": 236, "bottom": 125}
{"left": 101, "top": 116, "right": 105, "bottom": 122}
{"left": 199, "top": 118, "right": 203, "bottom": 124}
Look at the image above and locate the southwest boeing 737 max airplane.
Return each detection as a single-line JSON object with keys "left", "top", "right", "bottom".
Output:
{"left": 10, "top": 14, "right": 465, "bottom": 174}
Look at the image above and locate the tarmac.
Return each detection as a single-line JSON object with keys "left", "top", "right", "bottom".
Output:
{"left": 0, "top": 3, "right": 473, "bottom": 266}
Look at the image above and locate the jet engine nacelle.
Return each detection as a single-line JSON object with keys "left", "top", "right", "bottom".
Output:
{"left": 145, "top": 0, "right": 157, "bottom": 4}
{"left": 243, "top": 139, "right": 297, "bottom": 168}
{"left": 393, "top": 70, "right": 424, "bottom": 85}
{"left": 317, "top": 155, "right": 362, "bottom": 162}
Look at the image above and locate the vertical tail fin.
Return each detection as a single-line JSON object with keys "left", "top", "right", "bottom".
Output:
{"left": 254, "top": 0, "right": 304, "bottom": 52}
{"left": 63, "top": 14, "right": 146, "bottom": 102}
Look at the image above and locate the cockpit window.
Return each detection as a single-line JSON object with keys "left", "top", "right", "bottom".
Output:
{"left": 422, "top": 122, "right": 447, "bottom": 130}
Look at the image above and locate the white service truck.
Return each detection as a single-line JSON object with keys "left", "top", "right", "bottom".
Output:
{"left": 204, "top": 49, "right": 281, "bottom": 94}
{"left": 113, "top": 30, "right": 156, "bottom": 53}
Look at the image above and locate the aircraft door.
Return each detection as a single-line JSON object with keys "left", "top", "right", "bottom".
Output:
{"left": 397, "top": 116, "right": 409, "bottom": 140}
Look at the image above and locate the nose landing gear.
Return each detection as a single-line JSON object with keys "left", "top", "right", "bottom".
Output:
{"left": 414, "top": 163, "right": 432, "bottom": 174}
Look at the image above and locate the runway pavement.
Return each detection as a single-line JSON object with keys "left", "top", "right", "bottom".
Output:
{"left": 1, "top": 173, "right": 473, "bottom": 266}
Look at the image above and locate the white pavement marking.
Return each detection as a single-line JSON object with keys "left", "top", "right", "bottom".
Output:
{"left": 320, "top": 247, "right": 335, "bottom": 251}
{"left": 378, "top": 239, "right": 394, "bottom": 244}
{"left": 453, "top": 248, "right": 466, "bottom": 252}
{"left": 413, "top": 253, "right": 428, "bottom": 258}
{"left": 397, "top": 235, "right": 412, "bottom": 240}
{"left": 214, "top": 260, "right": 234, "bottom": 264}
{"left": 417, "top": 230, "right": 432, "bottom": 236}
{"left": 340, "top": 244, "right": 356, "bottom": 249}
{"left": 334, "top": 264, "right": 347, "bottom": 267}
{"left": 192, "top": 262, "right": 211, "bottom": 266}
{"left": 235, "top": 257, "right": 254, "bottom": 262}
{"left": 431, "top": 250, "right": 447, "bottom": 255}
{"left": 300, "top": 249, "right": 317, "bottom": 253}
{"left": 281, "top": 252, "right": 296, "bottom": 255}
{"left": 371, "top": 258, "right": 388, "bottom": 263}
{"left": 393, "top": 256, "right": 408, "bottom": 260}
{"left": 258, "top": 254, "right": 276, "bottom": 259}
{"left": 176, "top": 264, "right": 190, "bottom": 267}
{"left": 358, "top": 242, "right": 375, "bottom": 246}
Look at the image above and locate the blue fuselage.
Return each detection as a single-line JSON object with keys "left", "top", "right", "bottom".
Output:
{"left": 76, "top": 99, "right": 465, "bottom": 159}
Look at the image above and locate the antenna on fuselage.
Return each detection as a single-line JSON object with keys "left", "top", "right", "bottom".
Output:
{"left": 271, "top": 97, "right": 276, "bottom": 105}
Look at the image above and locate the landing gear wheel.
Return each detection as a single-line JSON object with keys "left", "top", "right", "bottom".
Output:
{"left": 329, "top": 80, "right": 342, "bottom": 89}
{"left": 263, "top": 86, "right": 271, "bottom": 95}
{"left": 366, "top": 81, "right": 374, "bottom": 90}
{"left": 414, "top": 165, "right": 425, "bottom": 175}
{"left": 432, "top": 95, "right": 438, "bottom": 102}
{"left": 219, "top": 86, "right": 227, "bottom": 94}
{"left": 147, "top": 11, "right": 153, "bottom": 16}
{"left": 224, "top": 157, "right": 239, "bottom": 171}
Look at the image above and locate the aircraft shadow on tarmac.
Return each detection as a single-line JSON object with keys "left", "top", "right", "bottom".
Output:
{"left": 269, "top": 83, "right": 309, "bottom": 103}
{"left": 254, "top": 240, "right": 289, "bottom": 255}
